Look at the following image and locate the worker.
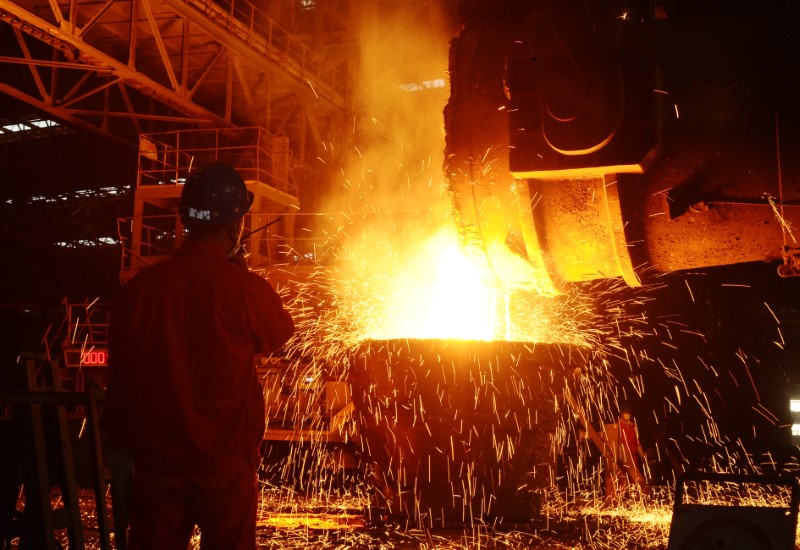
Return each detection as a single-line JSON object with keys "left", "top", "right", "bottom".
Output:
{"left": 602, "top": 403, "right": 650, "bottom": 502}
{"left": 101, "top": 161, "right": 295, "bottom": 549}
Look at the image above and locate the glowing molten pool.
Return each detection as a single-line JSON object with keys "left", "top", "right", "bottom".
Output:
{"left": 331, "top": 226, "right": 593, "bottom": 346}
{"left": 362, "top": 228, "right": 497, "bottom": 341}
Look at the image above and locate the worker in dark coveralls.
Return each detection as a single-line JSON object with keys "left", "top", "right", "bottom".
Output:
{"left": 102, "top": 161, "right": 295, "bottom": 549}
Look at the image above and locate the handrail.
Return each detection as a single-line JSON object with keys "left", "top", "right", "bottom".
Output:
{"left": 178, "top": 0, "right": 348, "bottom": 106}
{"left": 117, "top": 212, "right": 342, "bottom": 272}
{"left": 137, "top": 127, "right": 298, "bottom": 201}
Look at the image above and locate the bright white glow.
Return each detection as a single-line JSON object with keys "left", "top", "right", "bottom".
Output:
{"left": 21, "top": 186, "right": 128, "bottom": 204}
{"left": 365, "top": 228, "right": 496, "bottom": 341}
{"left": 793, "top": 424, "right": 800, "bottom": 437}
{"left": 399, "top": 78, "right": 446, "bottom": 92}
{"left": 0, "top": 118, "right": 61, "bottom": 139}
{"left": 55, "top": 237, "right": 119, "bottom": 248}
{"left": 791, "top": 399, "right": 800, "bottom": 413}
{"left": 28, "top": 119, "right": 59, "bottom": 128}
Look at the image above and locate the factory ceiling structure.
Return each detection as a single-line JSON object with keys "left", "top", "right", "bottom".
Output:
{"left": 0, "top": 0, "right": 349, "bottom": 140}
{"left": 1, "top": 0, "right": 799, "bottom": 304}
{"left": 0, "top": 0, "right": 366, "bottom": 303}
{"left": 0, "top": 0, "right": 464, "bottom": 302}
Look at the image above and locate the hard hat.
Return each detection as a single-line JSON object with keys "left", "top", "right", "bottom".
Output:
{"left": 178, "top": 161, "right": 254, "bottom": 225}
{"left": 619, "top": 402, "right": 633, "bottom": 414}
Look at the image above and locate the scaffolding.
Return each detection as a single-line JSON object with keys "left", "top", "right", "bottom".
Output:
{"left": 119, "top": 127, "right": 301, "bottom": 281}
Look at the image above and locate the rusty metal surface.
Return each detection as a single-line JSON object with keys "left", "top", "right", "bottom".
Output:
{"left": 444, "top": 18, "right": 556, "bottom": 295}
{"left": 350, "top": 339, "right": 588, "bottom": 527}
{"left": 445, "top": 1, "right": 800, "bottom": 287}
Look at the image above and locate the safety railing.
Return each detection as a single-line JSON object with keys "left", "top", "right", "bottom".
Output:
{"left": 138, "top": 127, "right": 296, "bottom": 197}
{"left": 61, "top": 300, "right": 110, "bottom": 369}
{"left": 179, "top": 0, "right": 349, "bottom": 106}
{"left": 117, "top": 215, "right": 179, "bottom": 257}
{"left": 117, "top": 212, "right": 348, "bottom": 276}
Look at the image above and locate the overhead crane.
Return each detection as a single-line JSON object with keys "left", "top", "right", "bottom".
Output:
{"left": 0, "top": 0, "right": 349, "bottom": 141}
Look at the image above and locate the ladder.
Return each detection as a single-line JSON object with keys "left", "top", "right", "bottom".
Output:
{"left": 0, "top": 356, "right": 111, "bottom": 549}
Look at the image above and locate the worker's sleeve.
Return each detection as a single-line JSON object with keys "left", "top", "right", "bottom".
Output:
{"left": 249, "top": 278, "right": 295, "bottom": 354}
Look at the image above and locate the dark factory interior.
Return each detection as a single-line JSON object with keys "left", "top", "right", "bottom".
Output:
{"left": 3, "top": 0, "right": 800, "bottom": 548}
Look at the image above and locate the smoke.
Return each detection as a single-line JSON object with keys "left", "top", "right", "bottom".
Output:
{"left": 316, "top": 3, "right": 468, "bottom": 338}
{"left": 327, "top": 4, "right": 453, "bottom": 239}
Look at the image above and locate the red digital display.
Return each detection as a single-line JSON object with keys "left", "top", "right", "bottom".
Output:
{"left": 64, "top": 349, "right": 109, "bottom": 367}
{"left": 81, "top": 350, "right": 108, "bottom": 366}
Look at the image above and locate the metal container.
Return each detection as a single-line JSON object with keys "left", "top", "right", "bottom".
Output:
{"left": 350, "top": 339, "right": 588, "bottom": 527}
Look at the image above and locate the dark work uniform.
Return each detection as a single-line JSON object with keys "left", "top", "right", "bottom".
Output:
{"left": 103, "top": 240, "right": 294, "bottom": 549}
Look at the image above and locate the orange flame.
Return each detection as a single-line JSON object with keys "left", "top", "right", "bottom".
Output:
{"left": 364, "top": 227, "right": 497, "bottom": 341}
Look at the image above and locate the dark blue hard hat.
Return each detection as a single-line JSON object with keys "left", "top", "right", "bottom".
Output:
{"left": 178, "top": 161, "right": 254, "bottom": 225}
